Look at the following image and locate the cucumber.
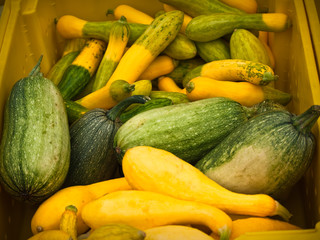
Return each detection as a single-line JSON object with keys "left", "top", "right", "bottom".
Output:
{"left": 195, "top": 38, "right": 230, "bottom": 62}
{"left": 196, "top": 106, "right": 320, "bottom": 199}
{"left": 114, "top": 97, "right": 248, "bottom": 164}
{"left": 0, "top": 57, "right": 70, "bottom": 204}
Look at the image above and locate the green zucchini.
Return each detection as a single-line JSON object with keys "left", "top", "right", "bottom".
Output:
{"left": 64, "top": 95, "right": 149, "bottom": 187}
{"left": 0, "top": 56, "right": 70, "bottom": 204}
{"left": 196, "top": 105, "right": 320, "bottom": 199}
{"left": 46, "top": 51, "right": 80, "bottom": 85}
{"left": 159, "top": 0, "right": 244, "bottom": 17}
{"left": 164, "top": 33, "right": 197, "bottom": 60}
{"left": 120, "top": 98, "right": 173, "bottom": 123}
{"left": 149, "top": 91, "right": 189, "bottom": 104}
{"left": 58, "top": 39, "right": 106, "bottom": 100}
{"left": 230, "top": 29, "right": 272, "bottom": 67}
{"left": 195, "top": 38, "right": 231, "bottom": 62}
{"left": 114, "top": 97, "right": 249, "bottom": 164}
{"left": 185, "top": 12, "right": 292, "bottom": 42}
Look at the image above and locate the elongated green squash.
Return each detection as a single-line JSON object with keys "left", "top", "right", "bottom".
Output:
{"left": 0, "top": 57, "right": 70, "bottom": 204}
{"left": 185, "top": 12, "right": 291, "bottom": 42}
{"left": 196, "top": 106, "right": 320, "bottom": 199}
{"left": 56, "top": 15, "right": 195, "bottom": 60}
{"left": 92, "top": 16, "right": 130, "bottom": 91}
{"left": 64, "top": 100, "right": 89, "bottom": 124}
{"left": 230, "top": 29, "right": 272, "bottom": 67}
{"left": 195, "top": 38, "right": 230, "bottom": 62}
{"left": 114, "top": 97, "right": 248, "bottom": 164}
{"left": 159, "top": 0, "right": 244, "bottom": 17}
{"left": 149, "top": 90, "right": 189, "bottom": 104}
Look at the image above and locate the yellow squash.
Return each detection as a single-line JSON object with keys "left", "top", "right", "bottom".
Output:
{"left": 158, "top": 76, "right": 186, "bottom": 94}
{"left": 31, "top": 177, "right": 131, "bottom": 235}
{"left": 81, "top": 190, "right": 232, "bottom": 240}
{"left": 59, "top": 205, "right": 78, "bottom": 240}
{"left": 111, "top": 4, "right": 154, "bottom": 24}
{"left": 27, "top": 230, "right": 71, "bottom": 240}
{"left": 185, "top": 76, "right": 291, "bottom": 107}
{"left": 122, "top": 146, "right": 292, "bottom": 221}
{"left": 220, "top": 0, "right": 258, "bottom": 13}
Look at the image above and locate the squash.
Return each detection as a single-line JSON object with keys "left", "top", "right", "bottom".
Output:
{"left": 210, "top": 217, "right": 300, "bottom": 240}
{"left": 76, "top": 10, "right": 184, "bottom": 109}
{"left": 159, "top": 0, "right": 244, "bottom": 17}
{"left": 220, "top": 0, "right": 258, "bottom": 13}
{"left": 0, "top": 56, "right": 70, "bottom": 204}
{"left": 139, "top": 55, "right": 179, "bottom": 80}
{"left": 182, "top": 59, "right": 278, "bottom": 87}
{"left": 185, "top": 12, "right": 291, "bottom": 42}
{"left": 111, "top": 4, "right": 154, "bottom": 24}
{"left": 31, "top": 177, "right": 132, "bottom": 235}
{"left": 122, "top": 146, "right": 292, "bottom": 220}
{"left": 46, "top": 51, "right": 80, "bottom": 85}
{"left": 64, "top": 100, "right": 89, "bottom": 124}
{"left": 62, "top": 38, "right": 86, "bottom": 56}
{"left": 109, "top": 80, "right": 135, "bottom": 102}
{"left": 120, "top": 98, "right": 173, "bottom": 123}
{"left": 56, "top": 15, "right": 195, "bottom": 60}
{"left": 145, "top": 225, "right": 214, "bottom": 240}
{"left": 185, "top": 77, "right": 291, "bottom": 107}
{"left": 59, "top": 205, "right": 78, "bottom": 240}
{"left": 58, "top": 39, "right": 106, "bottom": 100}
{"left": 230, "top": 29, "right": 272, "bottom": 67}
{"left": 87, "top": 223, "right": 146, "bottom": 240}
{"left": 27, "top": 230, "right": 72, "bottom": 240}
{"left": 63, "top": 95, "right": 149, "bottom": 187}
{"left": 114, "top": 97, "right": 248, "bottom": 164}
{"left": 149, "top": 90, "right": 189, "bottom": 104}
{"left": 195, "top": 105, "right": 320, "bottom": 199}
{"left": 195, "top": 38, "right": 231, "bottom": 62}
{"left": 81, "top": 190, "right": 232, "bottom": 240}
{"left": 162, "top": 3, "right": 192, "bottom": 34}
{"left": 158, "top": 76, "right": 186, "bottom": 94}
{"left": 92, "top": 16, "right": 130, "bottom": 91}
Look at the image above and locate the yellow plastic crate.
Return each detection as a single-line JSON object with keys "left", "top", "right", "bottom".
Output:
{"left": 0, "top": 0, "right": 320, "bottom": 239}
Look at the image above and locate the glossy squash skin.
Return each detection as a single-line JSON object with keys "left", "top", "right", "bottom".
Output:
{"left": 76, "top": 10, "right": 184, "bottom": 110}
{"left": 195, "top": 38, "right": 231, "bottom": 62}
{"left": 0, "top": 57, "right": 70, "bottom": 205}
{"left": 59, "top": 205, "right": 78, "bottom": 240}
{"left": 196, "top": 106, "right": 320, "bottom": 199}
{"left": 114, "top": 97, "right": 248, "bottom": 164}
{"left": 122, "top": 146, "right": 292, "bottom": 221}
{"left": 81, "top": 190, "right": 233, "bottom": 240}
{"left": 31, "top": 177, "right": 132, "bottom": 235}
{"left": 63, "top": 95, "right": 148, "bottom": 187}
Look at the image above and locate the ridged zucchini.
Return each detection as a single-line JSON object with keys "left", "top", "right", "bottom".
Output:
{"left": 92, "top": 16, "right": 130, "bottom": 91}
{"left": 0, "top": 57, "right": 70, "bottom": 204}
{"left": 185, "top": 12, "right": 291, "bottom": 42}
{"left": 76, "top": 10, "right": 184, "bottom": 109}
{"left": 196, "top": 105, "right": 320, "bottom": 199}
{"left": 159, "top": 0, "right": 244, "bottom": 17}
{"left": 58, "top": 39, "right": 106, "bottom": 100}
{"left": 114, "top": 97, "right": 248, "bottom": 164}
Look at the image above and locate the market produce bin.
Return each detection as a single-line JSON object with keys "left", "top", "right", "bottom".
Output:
{"left": 0, "top": 0, "right": 320, "bottom": 239}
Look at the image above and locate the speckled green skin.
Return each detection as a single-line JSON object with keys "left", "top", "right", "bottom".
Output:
{"left": 0, "top": 62, "right": 70, "bottom": 204}
{"left": 114, "top": 97, "right": 248, "bottom": 164}
{"left": 196, "top": 107, "right": 319, "bottom": 199}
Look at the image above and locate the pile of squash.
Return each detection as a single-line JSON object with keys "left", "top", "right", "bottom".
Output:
{"left": 0, "top": 0, "right": 320, "bottom": 239}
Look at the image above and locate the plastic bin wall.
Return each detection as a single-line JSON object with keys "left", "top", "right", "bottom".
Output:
{"left": 0, "top": 0, "right": 320, "bottom": 239}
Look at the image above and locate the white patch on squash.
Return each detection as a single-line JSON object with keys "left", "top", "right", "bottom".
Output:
{"left": 206, "top": 145, "right": 273, "bottom": 194}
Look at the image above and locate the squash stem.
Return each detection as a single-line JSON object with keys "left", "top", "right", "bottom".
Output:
{"left": 218, "top": 225, "right": 231, "bottom": 240}
{"left": 29, "top": 55, "right": 43, "bottom": 77}
{"left": 106, "top": 95, "right": 150, "bottom": 121}
{"left": 274, "top": 201, "right": 292, "bottom": 222}
{"left": 292, "top": 105, "right": 320, "bottom": 134}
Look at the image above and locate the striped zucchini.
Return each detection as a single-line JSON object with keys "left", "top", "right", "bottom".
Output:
{"left": 195, "top": 38, "right": 231, "bottom": 62}
{"left": 185, "top": 13, "right": 291, "bottom": 42}
{"left": 0, "top": 57, "right": 70, "bottom": 204}
{"left": 58, "top": 39, "right": 106, "bottom": 100}
{"left": 76, "top": 10, "right": 184, "bottom": 109}
{"left": 92, "top": 16, "right": 130, "bottom": 91}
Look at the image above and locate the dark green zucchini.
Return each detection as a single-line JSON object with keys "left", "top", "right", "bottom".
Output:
{"left": 114, "top": 97, "right": 249, "bottom": 164}
{"left": 0, "top": 56, "right": 70, "bottom": 204}
{"left": 63, "top": 95, "right": 149, "bottom": 187}
{"left": 196, "top": 105, "right": 320, "bottom": 199}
